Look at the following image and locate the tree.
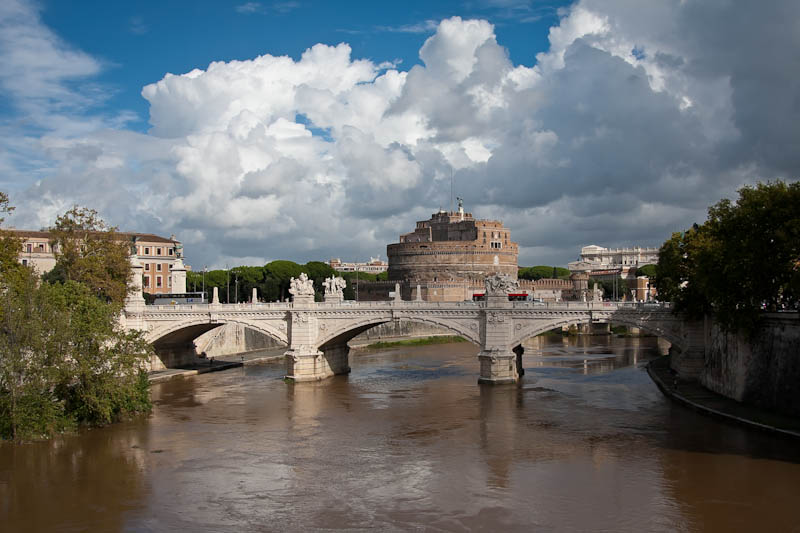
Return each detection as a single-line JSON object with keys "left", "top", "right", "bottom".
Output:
{"left": 519, "top": 266, "right": 571, "bottom": 280}
{"left": 655, "top": 181, "right": 800, "bottom": 332}
{"left": 0, "top": 263, "right": 152, "bottom": 441}
{"left": 230, "top": 266, "right": 265, "bottom": 302}
{"left": 635, "top": 264, "right": 657, "bottom": 278}
{"left": 52, "top": 281, "right": 151, "bottom": 426}
{"left": 303, "top": 261, "right": 337, "bottom": 301}
{"left": 44, "top": 207, "right": 132, "bottom": 307}
{"left": 264, "top": 260, "right": 303, "bottom": 301}
{"left": 589, "top": 277, "right": 629, "bottom": 300}
{"left": 0, "top": 192, "right": 21, "bottom": 277}
{"left": 0, "top": 200, "right": 152, "bottom": 441}
{"left": 0, "top": 268, "right": 70, "bottom": 440}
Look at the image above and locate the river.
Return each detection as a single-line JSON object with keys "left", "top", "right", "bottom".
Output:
{"left": 2, "top": 335, "right": 799, "bottom": 532}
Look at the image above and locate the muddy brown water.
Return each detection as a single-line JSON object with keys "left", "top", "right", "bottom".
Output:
{"left": 2, "top": 335, "right": 800, "bottom": 532}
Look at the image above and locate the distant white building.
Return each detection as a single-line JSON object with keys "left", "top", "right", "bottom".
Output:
{"left": 329, "top": 256, "right": 388, "bottom": 274}
{"left": 568, "top": 245, "right": 659, "bottom": 278}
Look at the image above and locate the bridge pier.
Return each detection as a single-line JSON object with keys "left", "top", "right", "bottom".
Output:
{"left": 477, "top": 294, "right": 521, "bottom": 385}
{"left": 478, "top": 350, "right": 520, "bottom": 385}
{"left": 284, "top": 345, "right": 351, "bottom": 382}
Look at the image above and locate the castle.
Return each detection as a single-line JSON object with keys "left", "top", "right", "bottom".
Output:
{"left": 356, "top": 200, "right": 595, "bottom": 302}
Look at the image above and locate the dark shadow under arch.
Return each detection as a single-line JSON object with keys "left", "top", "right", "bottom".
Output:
{"left": 150, "top": 320, "right": 288, "bottom": 368}
{"left": 318, "top": 317, "right": 480, "bottom": 352}
{"left": 512, "top": 315, "right": 683, "bottom": 353}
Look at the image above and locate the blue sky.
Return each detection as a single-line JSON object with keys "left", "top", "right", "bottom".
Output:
{"left": 39, "top": 0, "right": 568, "bottom": 133}
{"left": 2, "top": 1, "right": 799, "bottom": 269}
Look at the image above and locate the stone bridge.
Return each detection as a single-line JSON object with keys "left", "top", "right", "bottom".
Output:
{"left": 122, "top": 270, "right": 702, "bottom": 385}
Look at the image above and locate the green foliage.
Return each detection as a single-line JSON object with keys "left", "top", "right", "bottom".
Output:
{"left": 264, "top": 260, "right": 303, "bottom": 302}
{"left": 0, "top": 193, "right": 22, "bottom": 277}
{"left": 44, "top": 207, "right": 132, "bottom": 307}
{"left": 635, "top": 264, "right": 657, "bottom": 278}
{"left": 303, "top": 261, "right": 337, "bottom": 301}
{"left": 589, "top": 277, "right": 629, "bottom": 300}
{"left": 363, "top": 335, "right": 467, "bottom": 350}
{"left": 0, "top": 270, "right": 153, "bottom": 441}
{"left": 189, "top": 260, "right": 351, "bottom": 303}
{"left": 519, "top": 265, "right": 570, "bottom": 280}
{"left": 655, "top": 181, "right": 800, "bottom": 332}
{"left": 339, "top": 270, "right": 385, "bottom": 300}
{"left": 0, "top": 200, "right": 152, "bottom": 441}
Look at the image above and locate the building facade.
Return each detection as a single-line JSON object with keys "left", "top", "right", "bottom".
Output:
{"left": 329, "top": 256, "right": 388, "bottom": 274}
{"left": 567, "top": 245, "right": 659, "bottom": 278}
{"left": 11, "top": 229, "right": 186, "bottom": 295}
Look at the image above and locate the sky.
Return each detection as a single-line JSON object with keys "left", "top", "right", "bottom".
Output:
{"left": 1, "top": 0, "right": 799, "bottom": 270}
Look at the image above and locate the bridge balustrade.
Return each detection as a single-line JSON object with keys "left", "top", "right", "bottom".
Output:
{"left": 129, "top": 288, "right": 684, "bottom": 385}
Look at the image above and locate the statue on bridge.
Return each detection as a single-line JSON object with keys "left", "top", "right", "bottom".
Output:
{"left": 485, "top": 273, "right": 519, "bottom": 296}
{"left": 323, "top": 276, "right": 346, "bottom": 300}
{"left": 289, "top": 272, "right": 315, "bottom": 298}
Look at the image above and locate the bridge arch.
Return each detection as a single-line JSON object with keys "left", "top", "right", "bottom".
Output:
{"left": 147, "top": 318, "right": 288, "bottom": 348}
{"left": 511, "top": 315, "right": 685, "bottom": 351}
{"left": 315, "top": 316, "right": 481, "bottom": 350}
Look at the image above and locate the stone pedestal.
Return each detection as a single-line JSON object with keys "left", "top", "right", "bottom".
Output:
{"left": 285, "top": 344, "right": 350, "bottom": 382}
{"left": 478, "top": 349, "right": 519, "bottom": 385}
{"left": 123, "top": 255, "right": 146, "bottom": 329}
{"left": 170, "top": 258, "right": 187, "bottom": 293}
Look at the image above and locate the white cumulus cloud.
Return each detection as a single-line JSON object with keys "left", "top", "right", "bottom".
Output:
{"left": 3, "top": 1, "right": 800, "bottom": 270}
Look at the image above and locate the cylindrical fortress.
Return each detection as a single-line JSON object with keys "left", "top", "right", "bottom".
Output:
{"left": 387, "top": 208, "right": 518, "bottom": 282}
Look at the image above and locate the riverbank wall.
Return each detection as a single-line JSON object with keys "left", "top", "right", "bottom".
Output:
{"left": 669, "top": 312, "right": 800, "bottom": 417}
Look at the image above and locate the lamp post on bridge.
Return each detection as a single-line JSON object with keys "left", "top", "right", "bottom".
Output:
{"left": 202, "top": 266, "right": 207, "bottom": 303}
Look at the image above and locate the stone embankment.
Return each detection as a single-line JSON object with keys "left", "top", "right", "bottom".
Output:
{"left": 668, "top": 312, "right": 800, "bottom": 418}
{"left": 648, "top": 356, "right": 800, "bottom": 439}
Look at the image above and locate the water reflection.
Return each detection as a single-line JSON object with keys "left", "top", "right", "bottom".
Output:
{"left": 0, "top": 420, "right": 149, "bottom": 531}
{"left": 2, "top": 335, "right": 799, "bottom": 532}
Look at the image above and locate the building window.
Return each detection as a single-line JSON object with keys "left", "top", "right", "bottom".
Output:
{"left": 21, "top": 259, "right": 27, "bottom": 266}
{"left": 168, "top": 248, "right": 174, "bottom": 256}
{"left": 38, "top": 244, "right": 45, "bottom": 252}
{"left": 144, "top": 247, "right": 150, "bottom": 255}
{"left": 157, "top": 247, "right": 162, "bottom": 256}
{"left": 143, "top": 276, "right": 150, "bottom": 288}
{"left": 26, "top": 243, "right": 32, "bottom": 252}
{"left": 145, "top": 263, "right": 150, "bottom": 271}
{"left": 168, "top": 276, "right": 172, "bottom": 288}
{"left": 156, "top": 276, "right": 162, "bottom": 288}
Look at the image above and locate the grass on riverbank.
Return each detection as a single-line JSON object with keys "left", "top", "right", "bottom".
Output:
{"left": 363, "top": 335, "right": 467, "bottom": 350}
